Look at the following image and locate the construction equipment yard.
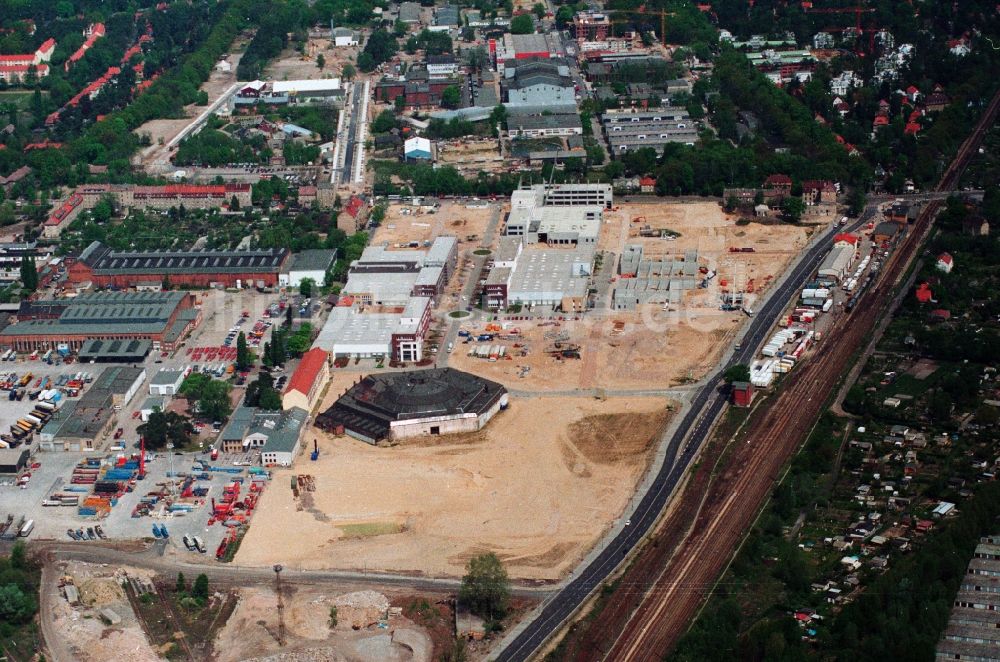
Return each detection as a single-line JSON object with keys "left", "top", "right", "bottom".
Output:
{"left": 234, "top": 394, "right": 673, "bottom": 581}
{"left": 449, "top": 314, "right": 739, "bottom": 391}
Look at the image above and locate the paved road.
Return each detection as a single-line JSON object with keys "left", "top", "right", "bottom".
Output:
{"left": 340, "top": 82, "right": 364, "bottom": 185}
{"left": 493, "top": 211, "right": 871, "bottom": 661}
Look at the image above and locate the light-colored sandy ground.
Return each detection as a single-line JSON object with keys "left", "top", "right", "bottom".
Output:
{"left": 265, "top": 38, "right": 359, "bottom": 82}
{"left": 603, "top": 202, "right": 813, "bottom": 293}
{"left": 436, "top": 139, "right": 505, "bottom": 175}
{"left": 449, "top": 310, "right": 742, "bottom": 391}
{"left": 213, "top": 586, "right": 432, "bottom": 662}
{"left": 48, "top": 562, "right": 159, "bottom": 662}
{"left": 371, "top": 201, "right": 496, "bottom": 248}
{"left": 235, "top": 395, "right": 672, "bottom": 580}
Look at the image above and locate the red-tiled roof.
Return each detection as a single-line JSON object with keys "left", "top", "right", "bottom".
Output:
{"left": 344, "top": 195, "right": 365, "bottom": 217}
{"left": 915, "top": 282, "right": 933, "bottom": 303}
{"left": 285, "top": 348, "right": 328, "bottom": 397}
{"left": 764, "top": 174, "right": 792, "bottom": 186}
{"left": 937, "top": 252, "right": 953, "bottom": 265}
{"left": 834, "top": 233, "right": 858, "bottom": 245}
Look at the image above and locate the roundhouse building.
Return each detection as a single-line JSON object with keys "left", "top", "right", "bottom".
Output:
{"left": 68, "top": 241, "right": 290, "bottom": 289}
{"left": 316, "top": 368, "right": 508, "bottom": 444}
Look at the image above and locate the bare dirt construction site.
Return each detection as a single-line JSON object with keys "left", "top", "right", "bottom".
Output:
{"left": 213, "top": 586, "right": 434, "bottom": 662}
{"left": 45, "top": 561, "right": 160, "bottom": 662}
{"left": 603, "top": 201, "right": 813, "bottom": 290}
{"left": 264, "top": 37, "right": 359, "bottom": 82}
{"left": 235, "top": 395, "right": 672, "bottom": 581}
{"left": 450, "top": 311, "right": 741, "bottom": 391}
{"left": 370, "top": 201, "right": 497, "bottom": 248}
{"left": 436, "top": 138, "right": 506, "bottom": 175}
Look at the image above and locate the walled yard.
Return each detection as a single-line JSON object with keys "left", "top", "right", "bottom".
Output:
{"left": 435, "top": 139, "right": 506, "bottom": 175}
{"left": 235, "top": 395, "right": 672, "bottom": 581}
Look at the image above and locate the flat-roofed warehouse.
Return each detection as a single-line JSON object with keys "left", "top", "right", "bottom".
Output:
{"left": 39, "top": 366, "right": 145, "bottom": 451}
{"left": 0, "top": 291, "right": 199, "bottom": 352}
{"left": 315, "top": 368, "right": 508, "bottom": 444}
{"left": 602, "top": 108, "right": 698, "bottom": 155}
{"left": 68, "top": 240, "right": 291, "bottom": 289}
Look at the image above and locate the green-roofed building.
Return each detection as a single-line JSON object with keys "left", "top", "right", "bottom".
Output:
{"left": 1, "top": 291, "right": 200, "bottom": 352}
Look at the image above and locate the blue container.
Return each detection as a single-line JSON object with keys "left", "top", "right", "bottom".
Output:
{"left": 78, "top": 507, "right": 97, "bottom": 516}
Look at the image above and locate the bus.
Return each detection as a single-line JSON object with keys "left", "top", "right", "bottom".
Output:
{"left": 18, "top": 519, "right": 34, "bottom": 537}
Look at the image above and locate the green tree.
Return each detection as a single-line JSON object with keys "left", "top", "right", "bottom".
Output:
{"left": 458, "top": 552, "right": 510, "bottom": 620}
{"left": 9, "top": 541, "right": 26, "bottom": 570}
{"left": 19, "top": 255, "right": 37, "bottom": 292}
{"left": 176, "top": 572, "right": 187, "bottom": 593}
{"left": 329, "top": 605, "right": 338, "bottom": 628}
{"left": 299, "top": 278, "right": 315, "bottom": 298}
{"left": 510, "top": 14, "right": 534, "bottom": 34}
{"left": 441, "top": 85, "right": 461, "bottom": 109}
{"left": 192, "top": 574, "right": 209, "bottom": 603}
{"left": 780, "top": 196, "right": 806, "bottom": 223}
{"left": 236, "top": 331, "right": 251, "bottom": 372}
{"left": 0, "top": 583, "right": 36, "bottom": 624}
{"left": 372, "top": 109, "right": 397, "bottom": 134}
{"left": 723, "top": 364, "right": 751, "bottom": 384}
{"left": 341, "top": 63, "right": 356, "bottom": 82}
{"left": 316, "top": 53, "right": 325, "bottom": 70}
{"left": 357, "top": 52, "right": 375, "bottom": 72}
{"left": 533, "top": 3, "right": 546, "bottom": 18}
{"left": 137, "top": 411, "right": 194, "bottom": 451}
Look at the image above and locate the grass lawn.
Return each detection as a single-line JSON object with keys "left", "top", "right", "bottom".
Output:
{"left": 338, "top": 521, "right": 404, "bottom": 539}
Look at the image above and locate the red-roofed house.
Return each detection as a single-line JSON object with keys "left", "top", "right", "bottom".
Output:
{"left": 65, "top": 23, "right": 105, "bottom": 71}
{"left": 0, "top": 62, "right": 49, "bottom": 83}
{"left": 640, "top": 176, "right": 656, "bottom": 193}
{"left": 338, "top": 194, "right": 369, "bottom": 233}
{"left": 915, "top": 282, "right": 933, "bottom": 303}
{"left": 935, "top": 252, "right": 953, "bottom": 273}
{"left": 282, "top": 348, "right": 330, "bottom": 412}
{"left": 904, "top": 122, "right": 921, "bottom": 136}
{"left": 873, "top": 114, "right": 890, "bottom": 128}
{"left": 905, "top": 85, "right": 920, "bottom": 102}
{"left": 834, "top": 233, "right": 858, "bottom": 247}
{"left": 929, "top": 308, "right": 951, "bottom": 321}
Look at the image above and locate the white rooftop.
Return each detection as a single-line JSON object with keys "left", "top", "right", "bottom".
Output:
{"left": 271, "top": 78, "right": 341, "bottom": 94}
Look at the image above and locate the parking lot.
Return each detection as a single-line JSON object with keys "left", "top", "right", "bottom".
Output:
{"left": 0, "top": 287, "right": 298, "bottom": 553}
{"left": 2, "top": 440, "right": 259, "bottom": 557}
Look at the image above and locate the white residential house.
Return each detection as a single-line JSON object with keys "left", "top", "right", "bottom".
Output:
{"left": 332, "top": 27, "right": 359, "bottom": 47}
{"left": 813, "top": 32, "right": 834, "bottom": 49}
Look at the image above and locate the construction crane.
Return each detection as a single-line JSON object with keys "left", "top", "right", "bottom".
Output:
{"left": 137, "top": 436, "right": 146, "bottom": 480}
{"left": 273, "top": 564, "right": 286, "bottom": 646}
{"left": 604, "top": 8, "right": 675, "bottom": 45}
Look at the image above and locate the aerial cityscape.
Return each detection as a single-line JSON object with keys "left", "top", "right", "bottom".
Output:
{"left": 0, "top": 0, "right": 998, "bottom": 660}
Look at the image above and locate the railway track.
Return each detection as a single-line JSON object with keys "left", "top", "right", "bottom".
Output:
{"left": 570, "top": 86, "right": 1000, "bottom": 661}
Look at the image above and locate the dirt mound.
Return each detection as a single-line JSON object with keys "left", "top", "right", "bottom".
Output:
{"left": 568, "top": 410, "right": 669, "bottom": 466}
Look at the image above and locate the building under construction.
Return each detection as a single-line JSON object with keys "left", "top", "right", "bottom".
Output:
{"left": 612, "top": 245, "right": 702, "bottom": 310}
